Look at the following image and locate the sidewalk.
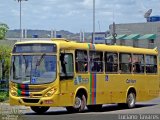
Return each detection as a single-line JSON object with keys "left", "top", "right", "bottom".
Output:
{"left": 0, "top": 102, "right": 66, "bottom": 113}
{"left": 0, "top": 102, "right": 30, "bottom": 120}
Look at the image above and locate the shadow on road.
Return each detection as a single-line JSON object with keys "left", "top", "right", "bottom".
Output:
{"left": 25, "top": 103, "right": 157, "bottom": 115}
{"left": 101, "top": 103, "right": 157, "bottom": 112}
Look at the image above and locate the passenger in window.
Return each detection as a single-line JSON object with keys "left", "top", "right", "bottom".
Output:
{"left": 108, "top": 55, "right": 114, "bottom": 62}
{"left": 112, "top": 54, "right": 118, "bottom": 72}
{"left": 98, "top": 61, "right": 103, "bottom": 72}
{"left": 97, "top": 57, "right": 103, "bottom": 72}
{"left": 132, "top": 64, "right": 136, "bottom": 72}
{"left": 75, "top": 57, "right": 79, "bottom": 72}
{"left": 60, "top": 53, "right": 67, "bottom": 75}
{"left": 84, "top": 62, "right": 88, "bottom": 72}
{"left": 107, "top": 55, "right": 114, "bottom": 72}
{"left": 136, "top": 62, "right": 141, "bottom": 73}
{"left": 92, "top": 61, "right": 100, "bottom": 72}
{"left": 134, "top": 62, "right": 141, "bottom": 73}
{"left": 128, "top": 56, "right": 132, "bottom": 73}
{"left": 92, "top": 62, "right": 96, "bottom": 72}
{"left": 84, "top": 53, "right": 88, "bottom": 72}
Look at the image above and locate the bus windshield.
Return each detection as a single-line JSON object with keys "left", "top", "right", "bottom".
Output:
{"left": 10, "top": 55, "right": 56, "bottom": 84}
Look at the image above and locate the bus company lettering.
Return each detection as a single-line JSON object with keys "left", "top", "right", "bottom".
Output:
{"left": 126, "top": 79, "right": 136, "bottom": 84}
{"left": 74, "top": 76, "right": 89, "bottom": 85}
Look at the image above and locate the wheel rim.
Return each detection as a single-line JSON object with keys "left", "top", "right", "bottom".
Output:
{"left": 74, "top": 97, "right": 82, "bottom": 108}
{"left": 128, "top": 93, "right": 135, "bottom": 107}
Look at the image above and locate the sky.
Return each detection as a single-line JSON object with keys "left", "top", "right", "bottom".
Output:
{"left": 0, "top": 0, "right": 160, "bottom": 33}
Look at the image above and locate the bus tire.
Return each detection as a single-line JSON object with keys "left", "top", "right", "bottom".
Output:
{"left": 66, "top": 94, "right": 86, "bottom": 113}
{"left": 126, "top": 92, "right": 136, "bottom": 108}
{"left": 87, "top": 104, "right": 102, "bottom": 112}
{"left": 30, "top": 106, "right": 49, "bottom": 114}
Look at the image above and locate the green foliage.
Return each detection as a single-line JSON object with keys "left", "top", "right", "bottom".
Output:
{"left": 0, "top": 92, "right": 8, "bottom": 102}
{"left": 0, "top": 45, "right": 12, "bottom": 79}
{"left": 0, "top": 45, "right": 11, "bottom": 101}
{"left": 0, "top": 23, "right": 9, "bottom": 40}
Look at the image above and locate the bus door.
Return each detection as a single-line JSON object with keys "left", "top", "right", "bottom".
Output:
{"left": 59, "top": 50, "right": 74, "bottom": 97}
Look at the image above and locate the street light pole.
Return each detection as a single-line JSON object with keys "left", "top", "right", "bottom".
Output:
{"left": 16, "top": 0, "right": 28, "bottom": 41}
{"left": 20, "top": 0, "right": 22, "bottom": 41}
{"left": 92, "top": 0, "right": 95, "bottom": 44}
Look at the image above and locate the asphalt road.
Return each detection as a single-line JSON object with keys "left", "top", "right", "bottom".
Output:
{"left": 1, "top": 98, "right": 160, "bottom": 120}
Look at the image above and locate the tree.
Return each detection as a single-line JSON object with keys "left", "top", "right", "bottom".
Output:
{"left": 0, "top": 23, "right": 9, "bottom": 40}
{"left": 0, "top": 45, "right": 12, "bottom": 79}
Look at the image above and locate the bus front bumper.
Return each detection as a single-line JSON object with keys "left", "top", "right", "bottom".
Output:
{"left": 9, "top": 93, "right": 60, "bottom": 107}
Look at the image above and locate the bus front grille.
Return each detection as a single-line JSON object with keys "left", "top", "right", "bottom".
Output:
{"left": 23, "top": 98, "right": 40, "bottom": 103}
{"left": 26, "top": 87, "right": 46, "bottom": 92}
{"left": 17, "top": 87, "right": 47, "bottom": 93}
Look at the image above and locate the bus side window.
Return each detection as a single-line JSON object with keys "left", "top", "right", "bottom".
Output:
{"left": 89, "top": 51, "right": 103, "bottom": 73}
{"left": 132, "top": 54, "right": 144, "bottom": 73}
{"left": 105, "top": 52, "right": 118, "bottom": 73}
{"left": 145, "top": 55, "right": 157, "bottom": 74}
{"left": 75, "top": 50, "right": 88, "bottom": 73}
{"left": 119, "top": 53, "right": 131, "bottom": 73}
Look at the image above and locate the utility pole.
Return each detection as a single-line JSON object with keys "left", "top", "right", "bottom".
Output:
{"left": 112, "top": 22, "right": 117, "bottom": 45}
{"left": 80, "top": 31, "right": 82, "bottom": 42}
{"left": 92, "top": 0, "right": 95, "bottom": 44}
{"left": 15, "top": 0, "right": 28, "bottom": 41}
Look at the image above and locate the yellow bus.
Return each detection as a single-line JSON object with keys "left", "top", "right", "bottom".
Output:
{"left": 9, "top": 38, "right": 160, "bottom": 113}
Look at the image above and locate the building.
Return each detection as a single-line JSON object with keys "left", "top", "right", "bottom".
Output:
{"left": 107, "top": 21, "right": 160, "bottom": 51}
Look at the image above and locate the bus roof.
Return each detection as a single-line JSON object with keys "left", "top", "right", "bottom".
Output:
{"left": 15, "top": 40, "right": 53, "bottom": 44}
{"left": 14, "top": 39, "right": 158, "bottom": 55}
{"left": 53, "top": 39, "right": 158, "bottom": 55}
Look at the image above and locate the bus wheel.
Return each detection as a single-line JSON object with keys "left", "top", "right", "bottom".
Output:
{"left": 66, "top": 94, "right": 86, "bottom": 112}
{"left": 30, "top": 106, "right": 49, "bottom": 114}
{"left": 126, "top": 92, "right": 136, "bottom": 108}
{"left": 87, "top": 104, "right": 102, "bottom": 112}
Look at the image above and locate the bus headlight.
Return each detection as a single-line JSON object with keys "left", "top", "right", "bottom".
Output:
{"left": 11, "top": 89, "right": 17, "bottom": 96}
{"left": 44, "top": 88, "right": 56, "bottom": 97}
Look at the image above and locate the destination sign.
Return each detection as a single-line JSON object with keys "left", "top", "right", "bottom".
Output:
{"left": 12, "top": 43, "right": 57, "bottom": 53}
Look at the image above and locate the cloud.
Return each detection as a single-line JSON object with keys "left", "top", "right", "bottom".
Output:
{"left": 42, "top": 6, "right": 52, "bottom": 11}
{"left": 0, "top": 0, "right": 159, "bottom": 32}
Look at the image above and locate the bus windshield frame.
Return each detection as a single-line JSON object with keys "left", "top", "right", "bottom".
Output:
{"left": 10, "top": 43, "right": 57, "bottom": 85}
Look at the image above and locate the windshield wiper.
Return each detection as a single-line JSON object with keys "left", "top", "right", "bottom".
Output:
{"left": 33, "top": 53, "right": 46, "bottom": 78}
{"left": 36, "top": 53, "right": 46, "bottom": 66}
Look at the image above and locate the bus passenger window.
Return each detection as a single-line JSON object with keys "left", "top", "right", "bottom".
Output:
{"left": 132, "top": 54, "right": 144, "bottom": 73}
{"left": 145, "top": 55, "right": 157, "bottom": 74}
{"left": 105, "top": 52, "right": 118, "bottom": 73}
{"left": 119, "top": 53, "right": 131, "bottom": 73}
{"left": 89, "top": 51, "right": 103, "bottom": 73}
{"left": 75, "top": 50, "right": 88, "bottom": 73}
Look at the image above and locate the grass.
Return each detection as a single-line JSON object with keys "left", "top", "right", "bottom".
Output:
{"left": 0, "top": 91, "right": 8, "bottom": 102}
